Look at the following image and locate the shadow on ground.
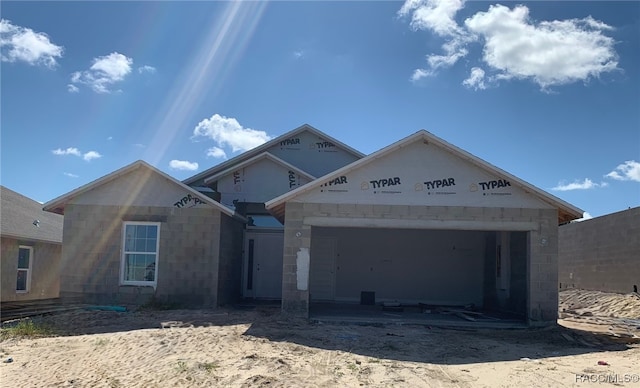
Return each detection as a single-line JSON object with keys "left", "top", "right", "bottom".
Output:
{"left": 243, "top": 306, "right": 634, "bottom": 365}
{"left": 1, "top": 303, "right": 635, "bottom": 366}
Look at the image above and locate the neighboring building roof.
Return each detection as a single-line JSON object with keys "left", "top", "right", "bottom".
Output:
{"left": 203, "top": 151, "right": 316, "bottom": 185}
{"left": 43, "top": 160, "right": 244, "bottom": 220}
{"left": 266, "top": 130, "right": 584, "bottom": 224}
{"left": 183, "top": 123, "right": 365, "bottom": 186}
{"left": 1, "top": 186, "right": 63, "bottom": 244}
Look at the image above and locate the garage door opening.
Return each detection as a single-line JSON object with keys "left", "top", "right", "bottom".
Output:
{"left": 309, "top": 227, "right": 528, "bottom": 324}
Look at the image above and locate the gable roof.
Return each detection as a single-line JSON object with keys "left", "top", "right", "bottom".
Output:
{"left": 203, "top": 151, "right": 316, "bottom": 185}
{"left": 266, "top": 130, "right": 584, "bottom": 224}
{"left": 43, "top": 160, "right": 243, "bottom": 220}
{"left": 183, "top": 124, "right": 365, "bottom": 186}
{"left": 1, "top": 186, "right": 63, "bottom": 244}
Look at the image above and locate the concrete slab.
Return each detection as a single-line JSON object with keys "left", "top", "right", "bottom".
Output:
{"left": 310, "top": 302, "right": 528, "bottom": 329}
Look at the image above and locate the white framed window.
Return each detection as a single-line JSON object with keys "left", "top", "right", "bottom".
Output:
{"left": 17, "top": 246, "right": 33, "bottom": 292}
{"left": 121, "top": 222, "right": 160, "bottom": 287}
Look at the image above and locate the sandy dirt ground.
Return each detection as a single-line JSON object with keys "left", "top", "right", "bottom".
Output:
{"left": 1, "top": 289, "right": 639, "bottom": 388}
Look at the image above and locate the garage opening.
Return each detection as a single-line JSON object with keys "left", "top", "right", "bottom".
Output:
{"left": 309, "top": 227, "right": 528, "bottom": 323}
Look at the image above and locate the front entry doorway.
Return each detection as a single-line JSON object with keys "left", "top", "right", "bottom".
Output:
{"left": 242, "top": 230, "right": 284, "bottom": 299}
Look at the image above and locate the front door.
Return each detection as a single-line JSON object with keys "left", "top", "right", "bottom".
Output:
{"left": 243, "top": 231, "right": 284, "bottom": 299}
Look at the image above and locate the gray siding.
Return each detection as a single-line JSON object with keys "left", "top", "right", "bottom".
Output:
{"left": 559, "top": 207, "right": 640, "bottom": 294}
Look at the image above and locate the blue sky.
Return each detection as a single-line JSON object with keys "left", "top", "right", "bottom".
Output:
{"left": 1, "top": 1, "right": 638, "bottom": 219}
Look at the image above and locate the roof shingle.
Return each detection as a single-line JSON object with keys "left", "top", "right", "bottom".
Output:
{"left": 1, "top": 186, "right": 63, "bottom": 243}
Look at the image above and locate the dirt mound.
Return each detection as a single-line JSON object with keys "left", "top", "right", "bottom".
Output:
{"left": 559, "top": 288, "right": 640, "bottom": 319}
{"left": 559, "top": 289, "right": 640, "bottom": 343}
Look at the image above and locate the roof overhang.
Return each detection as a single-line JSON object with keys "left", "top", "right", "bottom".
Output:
{"left": 0, "top": 233, "right": 62, "bottom": 245}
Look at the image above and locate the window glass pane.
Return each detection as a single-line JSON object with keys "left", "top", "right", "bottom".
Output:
{"left": 124, "top": 224, "right": 158, "bottom": 253}
{"left": 136, "top": 225, "right": 146, "bottom": 239}
{"left": 127, "top": 254, "right": 141, "bottom": 281}
{"left": 124, "top": 253, "right": 156, "bottom": 282}
{"left": 133, "top": 225, "right": 141, "bottom": 239}
{"left": 135, "top": 239, "right": 146, "bottom": 252}
{"left": 18, "top": 248, "right": 30, "bottom": 269}
{"left": 125, "top": 225, "right": 135, "bottom": 239}
{"left": 125, "top": 238, "right": 134, "bottom": 251}
{"left": 146, "top": 238, "right": 157, "bottom": 253}
{"left": 147, "top": 225, "right": 157, "bottom": 238}
{"left": 17, "top": 270, "right": 27, "bottom": 291}
{"left": 145, "top": 260, "right": 155, "bottom": 281}
{"left": 124, "top": 254, "right": 133, "bottom": 280}
{"left": 123, "top": 223, "right": 158, "bottom": 283}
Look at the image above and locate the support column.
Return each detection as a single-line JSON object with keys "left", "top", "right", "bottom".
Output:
{"left": 281, "top": 202, "right": 311, "bottom": 317}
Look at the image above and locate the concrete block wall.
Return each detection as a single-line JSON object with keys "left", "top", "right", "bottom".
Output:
{"left": 282, "top": 202, "right": 559, "bottom": 325}
{"left": 1, "top": 237, "right": 61, "bottom": 302}
{"left": 281, "top": 203, "right": 309, "bottom": 314}
{"left": 60, "top": 204, "right": 223, "bottom": 307}
{"left": 509, "top": 232, "right": 529, "bottom": 315}
{"left": 559, "top": 207, "right": 639, "bottom": 294}
{"left": 528, "top": 219, "right": 560, "bottom": 324}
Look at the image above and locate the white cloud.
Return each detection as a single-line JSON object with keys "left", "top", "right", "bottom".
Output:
{"left": 207, "top": 146, "right": 227, "bottom": 159}
{"left": 107, "top": 136, "right": 113, "bottom": 141}
{"left": 169, "top": 160, "right": 199, "bottom": 171}
{"left": 52, "top": 147, "right": 81, "bottom": 157}
{"left": 67, "top": 84, "right": 79, "bottom": 93}
{"left": 605, "top": 160, "right": 640, "bottom": 182}
{"left": 52, "top": 147, "right": 101, "bottom": 162}
{"left": 426, "top": 42, "right": 468, "bottom": 70}
{"left": 399, "top": 0, "right": 472, "bottom": 81}
{"left": 398, "top": 0, "right": 466, "bottom": 36}
{"left": 138, "top": 65, "right": 156, "bottom": 74}
{"left": 192, "top": 114, "right": 271, "bottom": 153}
{"left": 133, "top": 143, "right": 146, "bottom": 148}
{"left": 551, "top": 178, "right": 607, "bottom": 191}
{"left": 465, "top": 5, "right": 618, "bottom": 89}
{"left": 82, "top": 151, "right": 102, "bottom": 161}
{"left": 293, "top": 51, "right": 304, "bottom": 59}
{"left": 0, "top": 19, "right": 63, "bottom": 68}
{"left": 70, "top": 52, "right": 133, "bottom": 93}
{"left": 410, "top": 68, "right": 431, "bottom": 82}
{"left": 399, "top": 2, "right": 619, "bottom": 89}
{"left": 63, "top": 172, "right": 79, "bottom": 178}
{"left": 575, "top": 212, "right": 593, "bottom": 222}
{"left": 91, "top": 52, "right": 132, "bottom": 79}
{"left": 462, "top": 67, "right": 486, "bottom": 90}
